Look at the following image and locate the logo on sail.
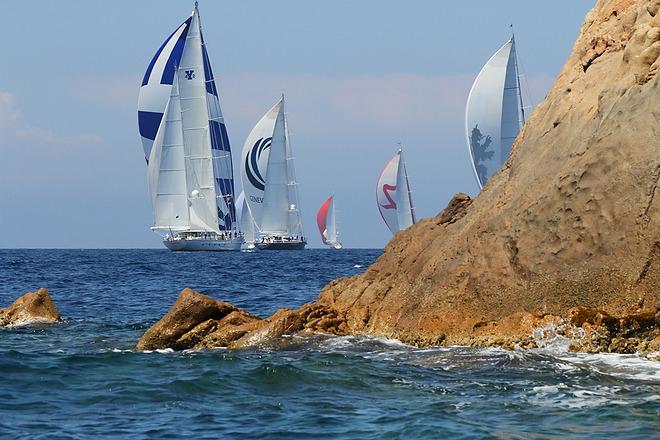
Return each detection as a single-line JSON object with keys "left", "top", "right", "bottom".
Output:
{"left": 469, "top": 124, "right": 494, "bottom": 186}
{"left": 244, "top": 137, "right": 272, "bottom": 192}
{"left": 184, "top": 70, "right": 195, "bottom": 80}
{"left": 380, "top": 184, "right": 397, "bottom": 209}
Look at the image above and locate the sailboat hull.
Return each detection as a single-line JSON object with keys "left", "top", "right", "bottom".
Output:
{"left": 163, "top": 237, "right": 243, "bottom": 251}
{"left": 255, "top": 238, "right": 306, "bottom": 250}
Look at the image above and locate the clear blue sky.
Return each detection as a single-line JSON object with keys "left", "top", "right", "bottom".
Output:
{"left": 0, "top": 1, "right": 594, "bottom": 248}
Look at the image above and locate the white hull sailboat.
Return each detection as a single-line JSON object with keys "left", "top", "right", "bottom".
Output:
{"left": 138, "top": 3, "right": 242, "bottom": 251}
{"left": 317, "top": 195, "right": 342, "bottom": 249}
{"left": 240, "top": 97, "right": 306, "bottom": 250}
{"left": 465, "top": 35, "right": 526, "bottom": 189}
{"left": 376, "top": 148, "right": 416, "bottom": 235}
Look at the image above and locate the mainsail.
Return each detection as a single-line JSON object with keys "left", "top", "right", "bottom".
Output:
{"left": 465, "top": 37, "right": 525, "bottom": 189}
{"left": 139, "top": 3, "right": 237, "bottom": 235}
{"left": 317, "top": 195, "right": 338, "bottom": 245}
{"left": 376, "top": 149, "right": 416, "bottom": 235}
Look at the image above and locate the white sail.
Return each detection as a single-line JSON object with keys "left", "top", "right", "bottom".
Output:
{"left": 465, "top": 38, "right": 523, "bottom": 189}
{"left": 284, "top": 100, "right": 304, "bottom": 238}
{"left": 147, "top": 75, "right": 190, "bottom": 231}
{"left": 377, "top": 149, "right": 415, "bottom": 235}
{"left": 395, "top": 149, "right": 415, "bottom": 230}
{"left": 177, "top": 8, "right": 219, "bottom": 233}
{"left": 237, "top": 191, "right": 256, "bottom": 244}
{"left": 240, "top": 100, "right": 281, "bottom": 230}
{"left": 260, "top": 103, "right": 290, "bottom": 235}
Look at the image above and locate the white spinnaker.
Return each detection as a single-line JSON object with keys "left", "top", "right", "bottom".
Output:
{"left": 284, "top": 100, "right": 304, "bottom": 238}
{"left": 178, "top": 10, "right": 219, "bottom": 233}
{"left": 325, "top": 196, "right": 337, "bottom": 244}
{"left": 240, "top": 100, "right": 281, "bottom": 230}
{"left": 376, "top": 151, "right": 401, "bottom": 234}
{"left": 260, "top": 103, "right": 290, "bottom": 235}
{"left": 395, "top": 149, "right": 415, "bottom": 230}
{"left": 148, "top": 75, "right": 190, "bottom": 231}
{"left": 465, "top": 39, "right": 521, "bottom": 189}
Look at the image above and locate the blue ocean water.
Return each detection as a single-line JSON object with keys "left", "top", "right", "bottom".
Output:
{"left": 0, "top": 249, "right": 658, "bottom": 439}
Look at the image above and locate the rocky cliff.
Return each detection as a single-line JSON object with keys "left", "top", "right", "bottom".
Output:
{"left": 317, "top": 0, "right": 660, "bottom": 347}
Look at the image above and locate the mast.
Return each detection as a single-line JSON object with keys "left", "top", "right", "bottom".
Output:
{"left": 283, "top": 95, "right": 304, "bottom": 238}
{"left": 511, "top": 29, "right": 526, "bottom": 126}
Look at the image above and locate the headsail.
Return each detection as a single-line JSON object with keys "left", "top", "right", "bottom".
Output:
{"left": 465, "top": 37, "right": 523, "bottom": 189}
{"left": 376, "top": 149, "right": 416, "bottom": 235}
{"left": 240, "top": 100, "right": 281, "bottom": 230}
{"left": 147, "top": 74, "right": 189, "bottom": 231}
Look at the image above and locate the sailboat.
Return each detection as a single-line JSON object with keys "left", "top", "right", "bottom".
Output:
{"left": 465, "top": 35, "right": 526, "bottom": 189}
{"left": 237, "top": 191, "right": 256, "bottom": 249}
{"left": 138, "top": 3, "right": 242, "bottom": 251}
{"left": 240, "top": 96, "right": 306, "bottom": 250}
{"left": 376, "top": 148, "right": 416, "bottom": 235}
{"left": 317, "top": 195, "right": 342, "bottom": 249}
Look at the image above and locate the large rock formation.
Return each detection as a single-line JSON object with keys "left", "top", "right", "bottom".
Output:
{"left": 316, "top": 0, "right": 660, "bottom": 348}
{"left": 0, "top": 288, "right": 61, "bottom": 327}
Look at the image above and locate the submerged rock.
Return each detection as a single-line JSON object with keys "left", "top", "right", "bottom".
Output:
{"left": 136, "top": 289, "right": 347, "bottom": 351}
{"left": 0, "top": 288, "right": 61, "bottom": 327}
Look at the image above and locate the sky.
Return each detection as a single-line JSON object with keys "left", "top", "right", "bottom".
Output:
{"left": 0, "top": 1, "right": 595, "bottom": 248}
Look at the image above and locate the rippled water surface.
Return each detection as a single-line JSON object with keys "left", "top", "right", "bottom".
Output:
{"left": 1, "top": 249, "right": 658, "bottom": 439}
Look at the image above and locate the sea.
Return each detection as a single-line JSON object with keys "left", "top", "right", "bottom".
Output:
{"left": 0, "top": 249, "right": 658, "bottom": 439}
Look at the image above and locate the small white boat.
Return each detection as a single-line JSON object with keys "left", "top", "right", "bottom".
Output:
{"left": 138, "top": 3, "right": 241, "bottom": 251}
{"left": 317, "top": 195, "right": 343, "bottom": 249}
{"left": 465, "top": 35, "right": 526, "bottom": 189}
{"left": 376, "top": 148, "right": 416, "bottom": 235}
{"left": 241, "top": 96, "right": 306, "bottom": 250}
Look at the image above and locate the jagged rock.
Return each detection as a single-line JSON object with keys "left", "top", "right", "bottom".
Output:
{"left": 136, "top": 288, "right": 257, "bottom": 350}
{"left": 0, "top": 288, "right": 61, "bottom": 327}
{"left": 314, "top": 0, "right": 659, "bottom": 351}
{"left": 136, "top": 289, "right": 347, "bottom": 351}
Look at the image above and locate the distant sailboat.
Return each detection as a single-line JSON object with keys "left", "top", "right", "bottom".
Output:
{"left": 237, "top": 191, "right": 256, "bottom": 249}
{"left": 240, "top": 96, "right": 306, "bottom": 250}
{"left": 376, "top": 148, "right": 416, "bottom": 235}
{"left": 465, "top": 35, "right": 526, "bottom": 189}
{"left": 317, "top": 195, "right": 342, "bottom": 249}
{"left": 138, "top": 3, "right": 241, "bottom": 251}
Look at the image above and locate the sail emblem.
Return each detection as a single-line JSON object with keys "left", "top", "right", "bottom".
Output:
{"left": 184, "top": 70, "right": 195, "bottom": 80}
{"left": 380, "top": 184, "right": 397, "bottom": 209}
{"left": 244, "top": 137, "right": 272, "bottom": 191}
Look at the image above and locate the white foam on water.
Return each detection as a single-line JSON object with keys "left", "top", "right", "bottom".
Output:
{"left": 353, "top": 264, "right": 362, "bottom": 268}
{"left": 5, "top": 317, "right": 59, "bottom": 328}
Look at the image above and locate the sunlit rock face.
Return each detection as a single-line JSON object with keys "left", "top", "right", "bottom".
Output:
{"left": 316, "top": 0, "right": 660, "bottom": 347}
{"left": 0, "top": 288, "right": 61, "bottom": 327}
